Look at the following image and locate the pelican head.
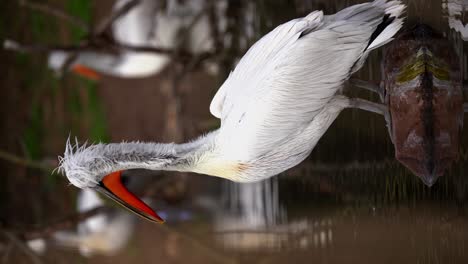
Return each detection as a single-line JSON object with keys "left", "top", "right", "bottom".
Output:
{"left": 48, "top": 51, "right": 98, "bottom": 80}
{"left": 58, "top": 139, "right": 165, "bottom": 223}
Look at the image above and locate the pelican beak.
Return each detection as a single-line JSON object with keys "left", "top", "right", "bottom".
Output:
{"left": 95, "top": 171, "right": 165, "bottom": 223}
{"left": 71, "top": 64, "right": 100, "bottom": 81}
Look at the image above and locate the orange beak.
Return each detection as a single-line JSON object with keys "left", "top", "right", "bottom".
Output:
{"left": 95, "top": 171, "right": 164, "bottom": 223}
{"left": 71, "top": 64, "right": 100, "bottom": 81}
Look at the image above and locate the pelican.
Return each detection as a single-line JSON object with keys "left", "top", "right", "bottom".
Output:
{"left": 48, "top": 0, "right": 213, "bottom": 79}
{"left": 26, "top": 189, "right": 136, "bottom": 256}
{"left": 53, "top": 189, "right": 136, "bottom": 256}
{"left": 59, "top": 0, "right": 405, "bottom": 223}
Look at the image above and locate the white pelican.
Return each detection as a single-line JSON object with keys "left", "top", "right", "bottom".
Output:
{"left": 48, "top": 0, "right": 212, "bottom": 79}
{"left": 53, "top": 189, "right": 136, "bottom": 256}
{"left": 26, "top": 189, "right": 136, "bottom": 256}
{"left": 59, "top": 0, "right": 405, "bottom": 223}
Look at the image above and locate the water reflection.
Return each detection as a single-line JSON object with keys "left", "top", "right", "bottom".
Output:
{"left": 385, "top": 24, "right": 466, "bottom": 186}
{"left": 215, "top": 219, "right": 334, "bottom": 251}
{"left": 215, "top": 178, "right": 287, "bottom": 249}
{"left": 354, "top": 23, "right": 467, "bottom": 186}
{"left": 208, "top": 177, "right": 338, "bottom": 251}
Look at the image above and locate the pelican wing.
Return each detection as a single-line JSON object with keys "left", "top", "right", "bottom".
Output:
{"left": 209, "top": 11, "right": 324, "bottom": 119}
{"left": 112, "top": 0, "right": 161, "bottom": 46}
{"left": 210, "top": 1, "right": 404, "bottom": 161}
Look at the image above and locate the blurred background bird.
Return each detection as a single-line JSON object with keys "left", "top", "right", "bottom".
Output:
{"left": 26, "top": 188, "right": 136, "bottom": 257}
{"left": 47, "top": 0, "right": 215, "bottom": 80}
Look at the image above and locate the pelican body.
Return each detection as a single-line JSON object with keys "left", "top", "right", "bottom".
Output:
{"left": 382, "top": 24, "right": 464, "bottom": 185}
{"left": 60, "top": 0, "right": 405, "bottom": 223}
{"left": 54, "top": 189, "right": 135, "bottom": 256}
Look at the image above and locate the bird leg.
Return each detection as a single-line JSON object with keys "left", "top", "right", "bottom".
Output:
{"left": 348, "top": 97, "right": 394, "bottom": 143}
{"left": 349, "top": 78, "right": 385, "bottom": 102}
{"left": 348, "top": 98, "right": 386, "bottom": 115}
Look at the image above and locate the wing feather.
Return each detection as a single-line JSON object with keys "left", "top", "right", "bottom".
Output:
{"left": 210, "top": 1, "right": 404, "bottom": 161}
{"left": 209, "top": 11, "right": 324, "bottom": 119}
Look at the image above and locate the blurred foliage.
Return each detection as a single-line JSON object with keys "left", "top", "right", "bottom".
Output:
{"left": 85, "top": 79, "right": 109, "bottom": 142}
{"left": 67, "top": 0, "right": 92, "bottom": 40}
{"left": 23, "top": 103, "right": 44, "bottom": 160}
{"left": 2, "top": 0, "right": 109, "bottom": 191}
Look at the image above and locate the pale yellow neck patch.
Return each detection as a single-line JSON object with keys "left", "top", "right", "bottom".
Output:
{"left": 192, "top": 156, "right": 249, "bottom": 181}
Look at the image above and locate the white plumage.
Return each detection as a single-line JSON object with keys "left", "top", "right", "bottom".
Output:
{"left": 445, "top": 0, "right": 468, "bottom": 40}
{"left": 211, "top": 3, "right": 404, "bottom": 165}
{"left": 26, "top": 189, "right": 136, "bottom": 256}
{"left": 48, "top": 0, "right": 213, "bottom": 78}
{"left": 53, "top": 189, "right": 135, "bottom": 256}
{"left": 109, "top": 0, "right": 175, "bottom": 77}
{"left": 59, "top": 1, "right": 405, "bottom": 218}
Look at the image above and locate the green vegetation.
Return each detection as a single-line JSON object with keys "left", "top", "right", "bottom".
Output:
{"left": 23, "top": 104, "right": 44, "bottom": 160}
{"left": 16, "top": 0, "right": 108, "bottom": 182}
{"left": 67, "top": 0, "right": 92, "bottom": 40}
{"left": 85, "top": 79, "right": 109, "bottom": 143}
